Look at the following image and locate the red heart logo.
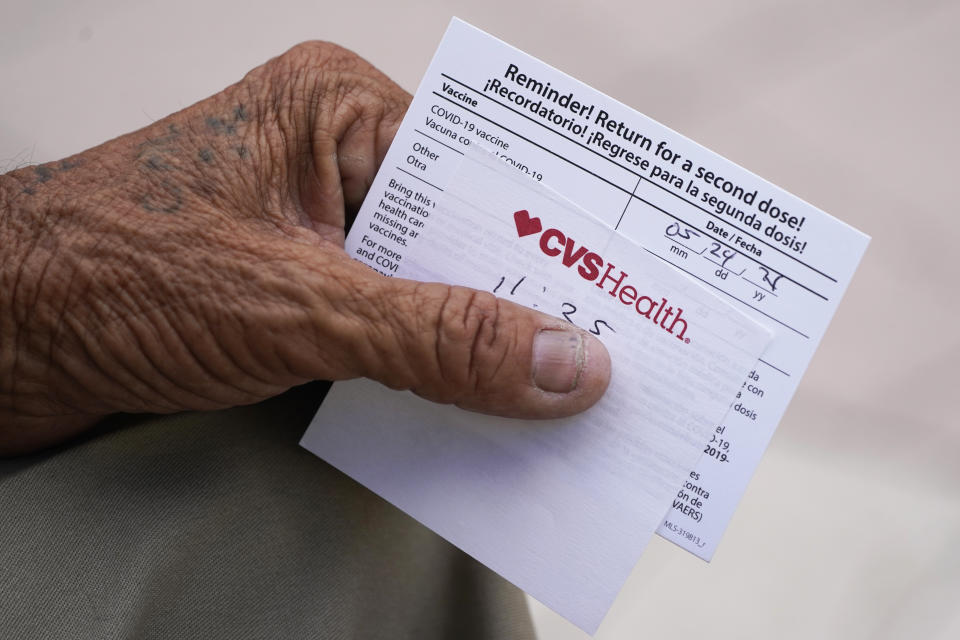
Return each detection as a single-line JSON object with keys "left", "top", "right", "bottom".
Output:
{"left": 513, "top": 210, "right": 543, "bottom": 238}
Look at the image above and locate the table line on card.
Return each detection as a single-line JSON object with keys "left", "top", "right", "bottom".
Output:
{"left": 704, "top": 257, "right": 746, "bottom": 276}
{"left": 615, "top": 176, "right": 642, "bottom": 231}
{"left": 757, "top": 359, "right": 790, "bottom": 377}
{"left": 663, "top": 235, "right": 707, "bottom": 256}
{"left": 429, "top": 89, "right": 829, "bottom": 303}
{"left": 415, "top": 128, "right": 465, "bottom": 155}
{"left": 438, "top": 72, "right": 838, "bottom": 284}
{"left": 742, "top": 278, "right": 779, "bottom": 297}
{"left": 396, "top": 167, "right": 444, "bottom": 191}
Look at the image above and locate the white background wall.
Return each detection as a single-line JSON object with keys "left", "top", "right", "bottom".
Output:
{"left": 3, "top": 1, "right": 957, "bottom": 638}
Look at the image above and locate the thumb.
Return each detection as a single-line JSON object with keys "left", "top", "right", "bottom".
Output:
{"left": 332, "top": 265, "right": 611, "bottom": 419}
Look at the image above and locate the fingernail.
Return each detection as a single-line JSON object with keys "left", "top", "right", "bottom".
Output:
{"left": 532, "top": 329, "right": 585, "bottom": 393}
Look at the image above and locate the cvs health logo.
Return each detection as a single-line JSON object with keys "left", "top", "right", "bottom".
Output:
{"left": 513, "top": 209, "right": 691, "bottom": 343}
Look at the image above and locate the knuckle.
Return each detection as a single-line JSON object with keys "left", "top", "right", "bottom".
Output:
{"left": 440, "top": 286, "right": 499, "bottom": 340}
{"left": 273, "top": 41, "right": 369, "bottom": 77}
{"left": 431, "top": 286, "right": 516, "bottom": 399}
{"left": 252, "top": 41, "right": 409, "bottom": 158}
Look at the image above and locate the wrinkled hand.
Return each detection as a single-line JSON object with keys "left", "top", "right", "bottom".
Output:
{"left": 0, "top": 43, "right": 610, "bottom": 455}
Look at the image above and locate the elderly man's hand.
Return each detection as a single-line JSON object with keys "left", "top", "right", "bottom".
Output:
{"left": 0, "top": 43, "right": 610, "bottom": 455}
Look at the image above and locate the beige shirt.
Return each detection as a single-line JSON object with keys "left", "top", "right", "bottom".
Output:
{"left": 0, "top": 382, "right": 534, "bottom": 639}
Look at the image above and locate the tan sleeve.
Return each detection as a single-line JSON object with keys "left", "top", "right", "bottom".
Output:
{"left": 0, "top": 382, "right": 535, "bottom": 640}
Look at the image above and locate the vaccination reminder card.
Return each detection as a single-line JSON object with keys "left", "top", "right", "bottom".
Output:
{"left": 302, "top": 18, "right": 869, "bottom": 634}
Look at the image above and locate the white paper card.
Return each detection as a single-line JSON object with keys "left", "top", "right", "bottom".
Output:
{"left": 303, "top": 17, "right": 870, "bottom": 562}
{"left": 301, "top": 146, "right": 771, "bottom": 632}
